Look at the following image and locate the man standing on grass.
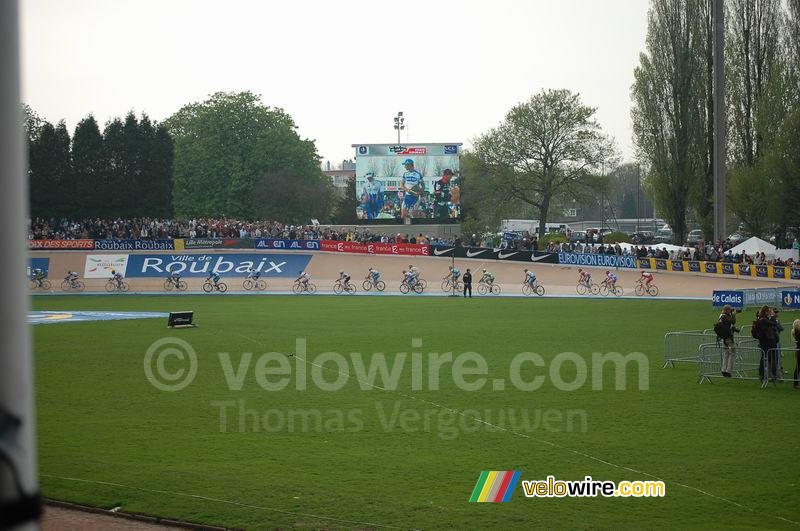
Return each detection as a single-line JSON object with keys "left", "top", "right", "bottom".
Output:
{"left": 463, "top": 268, "right": 472, "bottom": 298}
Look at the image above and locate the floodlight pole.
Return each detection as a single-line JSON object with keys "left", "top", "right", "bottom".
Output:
{"left": 0, "top": 1, "right": 40, "bottom": 529}
{"left": 712, "top": 0, "right": 726, "bottom": 243}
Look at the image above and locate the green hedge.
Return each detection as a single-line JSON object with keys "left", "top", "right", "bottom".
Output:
{"left": 538, "top": 233, "right": 567, "bottom": 246}
{"left": 601, "top": 231, "right": 631, "bottom": 244}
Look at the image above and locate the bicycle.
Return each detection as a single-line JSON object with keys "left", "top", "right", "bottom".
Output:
{"left": 202, "top": 279, "right": 228, "bottom": 293}
{"left": 477, "top": 279, "right": 501, "bottom": 295}
{"left": 400, "top": 279, "right": 423, "bottom": 294}
{"left": 362, "top": 277, "right": 386, "bottom": 292}
{"left": 292, "top": 280, "right": 317, "bottom": 294}
{"left": 333, "top": 279, "right": 356, "bottom": 294}
{"left": 599, "top": 279, "right": 623, "bottom": 297}
{"left": 634, "top": 279, "right": 659, "bottom": 296}
{"left": 441, "top": 277, "right": 462, "bottom": 292}
{"left": 522, "top": 281, "right": 545, "bottom": 296}
{"left": 105, "top": 279, "right": 129, "bottom": 293}
{"left": 576, "top": 280, "right": 599, "bottom": 295}
{"left": 164, "top": 276, "right": 188, "bottom": 291}
{"left": 28, "top": 277, "right": 52, "bottom": 290}
{"left": 243, "top": 278, "right": 267, "bottom": 291}
{"left": 61, "top": 278, "right": 85, "bottom": 292}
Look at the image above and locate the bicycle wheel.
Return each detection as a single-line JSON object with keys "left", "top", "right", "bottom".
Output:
{"left": 177, "top": 281, "right": 187, "bottom": 291}
{"left": 648, "top": 285, "right": 659, "bottom": 296}
{"left": 576, "top": 283, "right": 587, "bottom": 295}
{"left": 105, "top": 281, "right": 116, "bottom": 293}
{"left": 535, "top": 285, "right": 545, "bottom": 296}
{"left": 599, "top": 284, "right": 609, "bottom": 296}
{"left": 292, "top": 282, "right": 303, "bottom": 294}
{"left": 400, "top": 283, "right": 410, "bottom": 294}
{"left": 255, "top": 280, "right": 266, "bottom": 290}
{"left": 41, "top": 280, "right": 51, "bottom": 290}
{"left": 419, "top": 278, "right": 427, "bottom": 289}
{"left": 362, "top": 280, "right": 373, "bottom": 291}
{"left": 375, "top": 280, "right": 385, "bottom": 291}
{"left": 345, "top": 283, "right": 356, "bottom": 294}
{"left": 613, "top": 285, "right": 623, "bottom": 297}
{"left": 164, "top": 279, "right": 174, "bottom": 291}
{"left": 478, "top": 283, "right": 488, "bottom": 295}
{"left": 590, "top": 283, "right": 600, "bottom": 295}
{"left": 120, "top": 282, "right": 129, "bottom": 292}
{"left": 203, "top": 282, "right": 213, "bottom": 293}
{"left": 522, "top": 283, "right": 532, "bottom": 296}
{"left": 413, "top": 283, "right": 423, "bottom": 294}
{"left": 491, "top": 284, "right": 501, "bottom": 294}
{"left": 243, "top": 279, "right": 254, "bottom": 291}
{"left": 441, "top": 279, "right": 452, "bottom": 292}
{"left": 217, "top": 282, "right": 227, "bottom": 293}
{"left": 635, "top": 284, "right": 645, "bottom": 296}
{"left": 74, "top": 280, "right": 85, "bottom": 292}
{"left": 306, "top": 283, "right": 317, "bottom": 294}
{"left": 61, "top": 280, "right": 71, "bottom": 291}
{"left": 333, "top": 282, "right": 343, "bottom": 294}
{"left": 28, "top": 280, "right": 38, "bottom": 290}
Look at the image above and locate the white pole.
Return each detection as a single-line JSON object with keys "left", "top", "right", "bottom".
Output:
{"left": 0, "top": 0, "right": 40, "bottom": 528}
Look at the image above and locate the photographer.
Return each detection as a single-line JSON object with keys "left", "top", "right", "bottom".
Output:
{"left": 715, "top": 305, "right": 739, "bottom": 377}
{"left": 754, "top": 305, "right": 779, "bottom": 381}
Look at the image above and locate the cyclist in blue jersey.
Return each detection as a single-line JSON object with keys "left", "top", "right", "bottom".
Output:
{"left": 523, "top": 268, "right": 537, "bottom": 287}
{"left": 400, "top": 158, "right": 424, "bottom": 220}
{"left": 362, "top": 173, "right": 384, "bottom": 219}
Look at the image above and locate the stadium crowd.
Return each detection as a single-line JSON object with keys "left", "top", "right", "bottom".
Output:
{"left": 26, "top": 217, "right": 460, "bottom": 246}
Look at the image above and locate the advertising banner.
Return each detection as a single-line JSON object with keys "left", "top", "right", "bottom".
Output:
{"left": 183, "top": 238, "right": 252, "bottom": 250}
{"left": 84, "top": 254, "right": 129, "bottom": 278}
{"left": 781, "top": 291, "right": 800, "bottom": 309}
{"left": 125, "top": 253, "right": 311, "bottom": 277}
{"left": 432, "top": 246, "right": 558, "bottom": 264}
{"left": 712, "top": 290, "right": 744, "bottom": 309}
{"left": 28, "top": 239, "right": 94, "bottom": 250}
{"left": 93, "top": 239, "right": 175, "bottom": 251}
{"left": 28, "top": 258, "right": 50, "bottom": 277}
{"left": 320, "top": 240, "right": 429, "bottom": 256}
{"left": 254, "top": 239, "right": 321, "bottom": 250}
{"left": 558, "top": 252, "right": 637, "bottom": 269}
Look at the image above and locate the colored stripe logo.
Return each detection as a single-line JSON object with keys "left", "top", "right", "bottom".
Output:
{"left": 469, "top": 471, "right": 521, "bottom": 502}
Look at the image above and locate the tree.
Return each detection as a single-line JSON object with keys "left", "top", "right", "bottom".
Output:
{"left": 166, "top": 91, "right": 331, "bottom": 218}
{"left": 473, "top": 89, "right": 615, "bottom": 237}
{"left": 72, "top": 115, "right": 110, "bottom": 217}
{"left": 632, "top": 0, "right": 705, "bottom": 244}
{"left": 786, "top": 0, "right": 800, "bottom": 108}
{"left": 331, "top": 177, "right": 359, "bottom": 224}
{"left": 29, "top": 120, "right": 72, "bottom": 218}
{"left": 727, "top": 0, "right": 786, "bottom": 166}
{"left": 251, "top": 171, "right": 335, "bottom": 224}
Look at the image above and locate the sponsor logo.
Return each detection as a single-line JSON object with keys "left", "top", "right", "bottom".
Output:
{"left": 125, "top": 253, "right": 311, "bottom": 277}
{"left": 557, "top": 253, "right": 637, "bottom": 269}
{"left": 84, "top": 254, "right": 129, "bottom": 278}
{"left": 671, "top": 260, "right": 684, "bottom": 271}
{"left": 466, "top": 249, "right": 487, "bottom": 258}
{"left": 530, "top": 253, "right": 554, "bottom": 262}
{"left": 783, "top": 291, "right": 800, "bottom": 308}
{"left": 254, "top": 239, "right": 320, "bottom": 250}
{"left": 433, "top": 247, "right": 454, "bottom": 256}
{"left": 773, "top": 266, "right": 785, "bottom": 278}
{"left": 444, "top": 145, "right": 459, "bottom": 155}
{"left": 654, "top": 259, "right": 667, "bottom": 270}
{"left": 712, "top": 290, "right": 744, "bottom": 308}
{"left": 704, "top": 262, "right": 718, "bottom": 274}
{"left": 357, "top": 145, "right": 369, "bottom": 156}
{"left": 722, "top": 263, "right": 734, "bottom": 275}
{"left": 497, "top": 251, "right": 518, "bottom": 260}
{"left": 93, "top": 239, "right": 175, "bottom": 251}
{"left": 27, "top": 239, "right": 94, "bottom": 250}
{"left": 470, "top": 471, "right": 521, "bottom": 503}
{"left": 756, "top": 265, "right": 769, "bottom": 278}
{"left": 389, "top": 145, "right": 427, "bottom": 155}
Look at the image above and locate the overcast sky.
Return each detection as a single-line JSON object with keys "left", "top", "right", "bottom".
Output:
{"left": 21, "top": 0, "right": 649, "bottom": 166}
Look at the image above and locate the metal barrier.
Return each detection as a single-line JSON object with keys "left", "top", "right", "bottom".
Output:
{"left": 763, "top": 348, "right": 799, "bottom": 388}
{"left": 698, "top": 344, "right": 765, "bottom": 384}
{"left": 663, "top": 331, "right": 716, "bottom": 368}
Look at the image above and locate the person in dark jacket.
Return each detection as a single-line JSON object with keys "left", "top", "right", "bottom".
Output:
{"left": 463, "top": 268, "right": 472, "bottom": 299}
{"left": 792, "top": 319, "right": 800, "bottom": 389}
{"left": 755, "top": 305, "right": 778, "bottom": 381}
{"left": 717, "top": 305, "right": 737, "bottom": 377}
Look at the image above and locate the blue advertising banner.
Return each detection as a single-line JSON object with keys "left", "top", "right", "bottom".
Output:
{"left": 94, "top": 239, "right": 175, "bottom": 251}
{"left": 688, "top": 261, "right": 701, "bottom": 272}
{"left": 755, "top": 265, "right": 769, "bottom": 278}
{"left": 253, "top": 239, "right": 321, "bottom": 250}
{"left": 125, "top": 253, "right": 312, "bottom": 277}
{"left": 704, "top": 262, "right": 719, "bottom": 274}
{"left": 637, "top": 258, "right": 652, "bottom": 269}
{"left": 712, "top": 290, "right": 744, "bottom": 309}
{"left": 654, "top": 259, "right": 668, "bottom": 270}
{"left": 721, "top": 263, "right": 735, "bottom": 275}
{"left": 671, "top": 260, "right": 685, "bottom": 272}
{"left": 28, "top": 257, "right": 50, "bottom": 277}
{"left": 781, "top": 291, "right": 800, "bottom": 309}
{"left": 792, "top": 268, "right": 800, "bottom": 281}
{"left": 558, "top": 252, "right": 637, "bottom": 269}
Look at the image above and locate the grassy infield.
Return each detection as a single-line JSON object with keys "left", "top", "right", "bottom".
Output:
{"left": 32, "top": 295, "right": 798, "bottom": 530}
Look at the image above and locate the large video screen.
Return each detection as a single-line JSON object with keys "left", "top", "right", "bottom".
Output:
{"left": 353, "top": 143, "right": 461, "bottom": 221}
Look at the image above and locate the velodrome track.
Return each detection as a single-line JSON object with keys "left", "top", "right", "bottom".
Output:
{"left": 29, "top": 249, "right": 798, "bottom": 299}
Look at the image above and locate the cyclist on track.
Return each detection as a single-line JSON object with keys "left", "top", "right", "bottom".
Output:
{"left": 578, "top": 268, "right": 592, "bottom": 286}
{"left": 296, "top": 270, "right": 311, "bottom": 289}
{"left": 110, "top": 269, "right": 124, "bottom": 287}
{"left": 640, "top": 271, "right": 654, "bottom": 286}
{"left": 480, "top": 268, "right": 495, "bottom": 286}
{"left": 445, "top": 265, "right": 461, "bottom": 283}
{"left": 338, "top": 271, "right": 352, "bottom": 289}
{"left": 605, "top": 270, "right": 618, "bottom": 287}
{"left": 523, "top": 268, "right": 537, "bottom": 287}
{"left": 366, "top": 268, "right": 381, "bottom": 284}
{"left": 207, "top": 272, "right": 221, "bottom": 287}
{"left": 246, "top": 267, "right": 261, "bottom": 280}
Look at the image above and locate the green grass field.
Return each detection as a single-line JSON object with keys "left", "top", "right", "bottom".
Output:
{"left": 32, "top": 296, "right": 798, "bottom": 530}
